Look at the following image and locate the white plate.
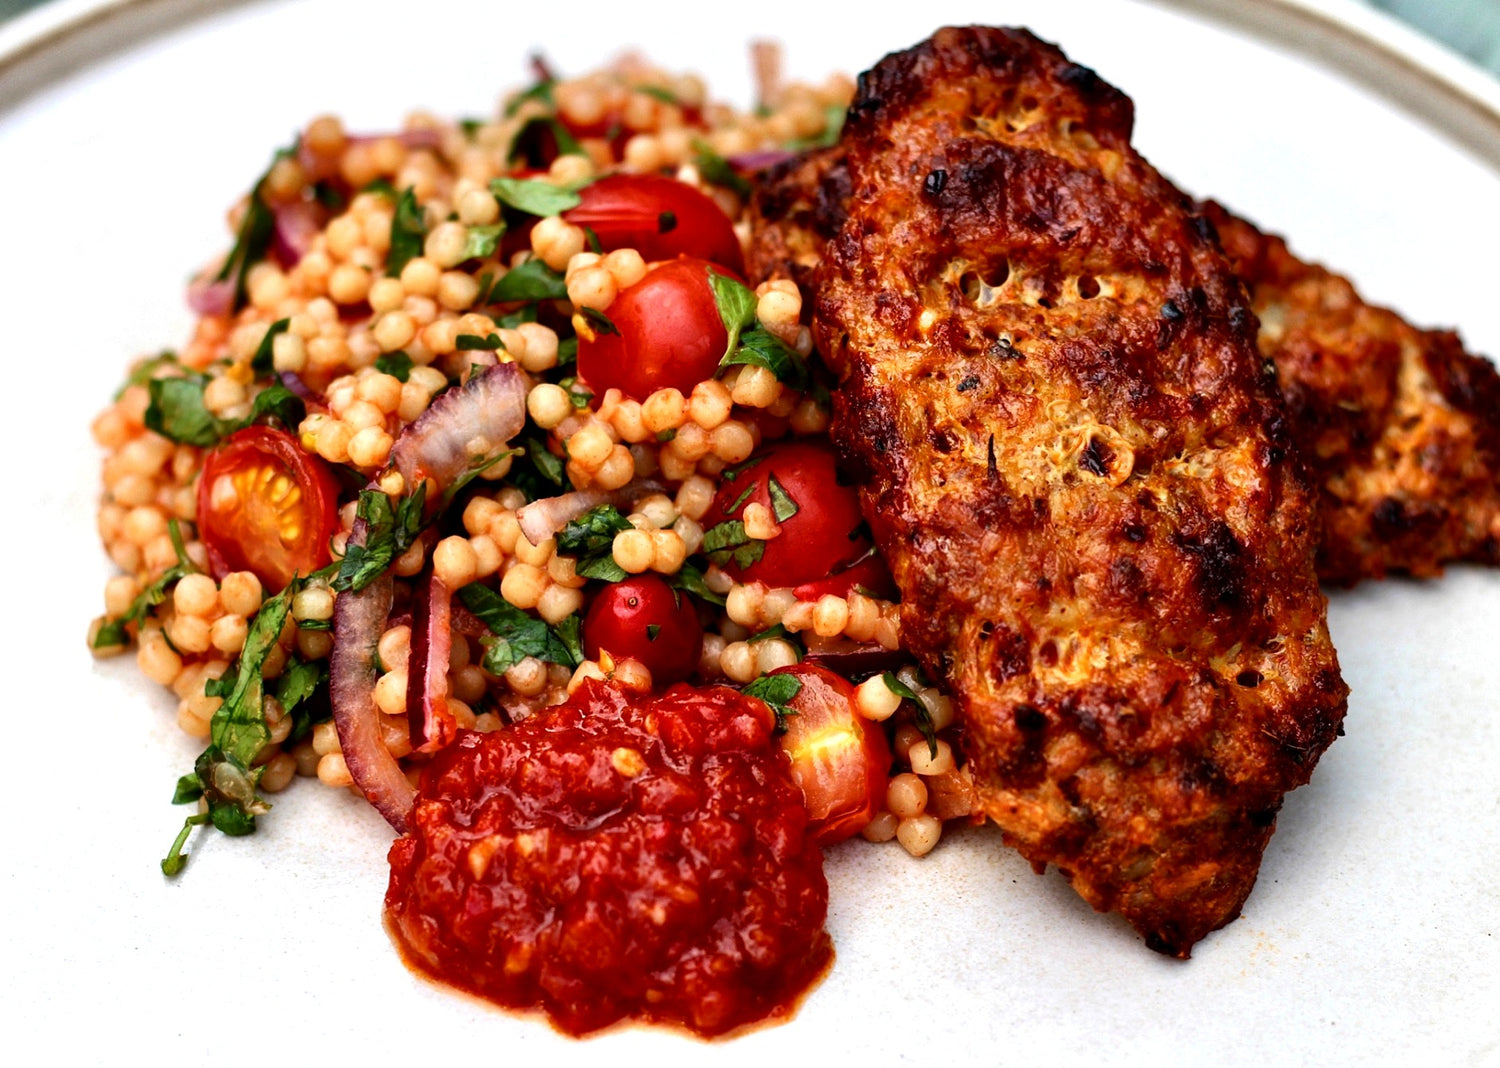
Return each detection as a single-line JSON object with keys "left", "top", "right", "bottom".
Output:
{"left": 2, "top": 1, "right": 1497, "bottom": 1064}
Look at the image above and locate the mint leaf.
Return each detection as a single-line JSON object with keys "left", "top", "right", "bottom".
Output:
{"left": 489, "top": 176, "right": 582, "bottom": 217}
{"left": 486, "top": 258, "right": 568, "bottom": 303}
{"left": 720, "top": 327, "right": 810, "bottom": 390}
{"left": 458, "top": 583, "right": 577, "bottom": 673}
{"left": 710, "top": 271, "right": 757, "bottom": 360}
{"left": 333, "top": 486, "right": 427, "bottom": 594}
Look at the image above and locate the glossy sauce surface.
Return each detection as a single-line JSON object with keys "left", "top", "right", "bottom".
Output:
{"left": 384, "top": 680, "right": 832, "bottom": 1037}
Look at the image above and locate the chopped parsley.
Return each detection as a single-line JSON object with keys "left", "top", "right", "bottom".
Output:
{"left": 215, "top": 140, "right": 297, "bottom": 311}
{"left": 163, "top": 569, "right": 334, "bottom": 875}
{"left": 742, "top": 673, "right": 802, "bottom": 731}
{"left": 387, "top": 187, "right": 426, "bottom": 277}
{"left": 462, "top": 222, "right": 506, "bottom": 261}
{"left": 93, "top": 520, "right": 198, "bottom": 649}
{"left": 883, "top": 671, "right": 938, "bottom": 758}
{"left": 767, "top": 473, "right": 799, "bottom": 523}
{"left": 332, "top": 485, "right": 427, "bottom": 594}
{"left": 455, "top": 332, "right": 504, "bottom": 351}
{"left": 249, "top": 318, "right": 291, "bottom": 376}
{"left": 144, "top": 374, "right": 304, "bottom": 448}
{"left": 556, "top": 504, "right": 634, "bottom": 582}
{"left": 667, "top": 563, "right": 726, "bottom": 607}
{"left": 691, "top": 139, "right": 753, "bottom": 198}
{"left": 458, "top": 583, "right": 582, "bottom": 674}
{"left": 375, "top": 351, "right": 414, "bottom": 381}
{"left": 486, "top": 258, "right": 568, "bottom": 303}
{"left": 701, "top": 518, "right": 765, "bottom": 571}
{"left": 719, "top": 327, "right": 811, "bottom": 391}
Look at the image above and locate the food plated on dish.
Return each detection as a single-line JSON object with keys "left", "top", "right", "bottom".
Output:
{"left": 87, "top": 21, "right": 1500, "bottom": 1038}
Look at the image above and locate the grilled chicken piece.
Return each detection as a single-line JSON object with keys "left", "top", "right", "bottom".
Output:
{"left": 811, "top": 26, "right": 1348, "bottom": 956}
{"left": 750, "top": 159, "right": 1500, "bottom": 586}
{"left": 1201, "top": 203, "right": 1500, "bottom": 583}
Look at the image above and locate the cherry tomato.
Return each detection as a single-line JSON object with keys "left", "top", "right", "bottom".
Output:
{"left": 577, "top": 258, "right": 730, "bottom": 400}
{"left": 793, "top": 550, "right": 898, "bottom": 603}
{"left": 582, "top": 574, "right": 702, "bottom": 685}
{"left": 701, "top": 441, "right": 870, "bottom": 588}
{"left": 196, "top": 426, "right": 340, "bottom": 593}
{"left": 771, "top": 664, "right": 892, "bottom": 845}
{"left": 564, "top": 174, "right": 745, "bottom": 274}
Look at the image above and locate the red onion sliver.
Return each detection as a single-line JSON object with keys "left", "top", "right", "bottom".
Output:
{"left": 187, "top": 275, "right": 233, "bottom": 317}
{"left": 727, "top": 150, "right": 797, "bottom": 172}
{"left": 272, "top": 201, "right": 324, "bottom": 268}
{"left": 330, "top": 525, "right": 414, "bottom": 833}
{"left": 389, "top": 361, "right": 528, "bottom": 496}
{"left": 515, "top": 478, "right": 670, "bottom": 546}
{"left": 407, "top": 571, "right": 455, "bottom": 754}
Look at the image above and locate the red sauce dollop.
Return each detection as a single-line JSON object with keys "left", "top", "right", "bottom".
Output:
{"left": 384, "top": 680, "right": 833, "bottom": 1037}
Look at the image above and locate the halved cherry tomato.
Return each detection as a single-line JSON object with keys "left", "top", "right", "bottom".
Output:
{"left": 196, "top": 425, "right": 340, "bottom": 593}
{"left": 701, "top": 441, "right": 869, "bottom": 588}
{"left": 582, "top": 574, "right": 702, "bottom": 685}
{"left": 577, "top": 258, "right": 730, "bottom": 400}
{"left": 563, "top": 174, "right": 745, "bottom": 274}
{"left": 793, "top": 549, "right": 898, "bottom": 603}
{"left": 771, "top": 663, "right": 892, "bottom": 845}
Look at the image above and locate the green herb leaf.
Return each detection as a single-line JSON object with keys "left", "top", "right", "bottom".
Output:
{"left": 646, "top": 623, "right": 661, "bottom": 641}
{"left": 720, "top": 327, "right": 811, "bottom": 391}
{"left": 144, "top": 375, "right": 227, "bottom": 447}
{"left": 214, "top": 141, "right": 295, "bottom": 311}
{"left": 557, "top": 504, "right": 633, "bottom": 582}
{"left": 691, "top": 139, "right": 753, "bottom": 198}
{"left": 249, "top": 318, "right": 291, "bottom": 377}
{"left": 742, "top": 673, "right": 803, "bottom": 730}
{"left": 375, "top": 351, "right": 414, "bottom": 382}
{"left": 883, "top": 671, "right": 938, "bottom": 758}
{"left": 505, "top": 78, "right": 555, "bottom": 116}
{"left": 456, "top": 332, "right": 503, "bottom": 351}
{"left": 486, "top": 259, "right": 568, "bottom": 303}
{"left": 667, "top": 563, "right": 725, "bottom": 607}
{"left": 93, "top": 519, "right": 199, "bottom": 648}
{"left": 581, "top": 307, "right": 619, "bottom": 337}
{"left": 657, "top": 210, "right": 677, "bottom": 234}
{"left": 767, "top": 473, "right": 800, "bottom": 523}
{"left": 556, "top": 336, "right": 578, "bottom": 367}
{"left": 489, "top": 176, "right": 583, "bottom": 217}
{"left": 710, "top": 271, "right": 757, "bottom": 360}
{"left": 701, "top": 518, "right": 766, "bottom": 571}
{"left": 161, "top": 812, "right": 210, "bottom": 876}
{"left": 387, "top": 187, "right": 426, "bottom": 277}
{"left": 116, "top": 352, "right": 180, "bottom": 400}
{"left": 333, "top": 485, "right": 427, "bottom": 594}
{"left": 724, "top": 479, "right": 756, "bottom": 516}
{"left": 553, "top": 614, "right": 585, "bottom": 667}
{"left": 458, "top": 583, "right": 577, "bottom": 673}
{"left": 507, "top": 117, "right": 585, "bottom": 165}
{"left": 787, "top": 102, "right": 848, "bottom": 150}
{"left": 637, "top": 84, "right": 679, "bottom": 105}
{"left": 511, "top": 434, "right": 569, "bottom": 500}
{"left": 245, "top": 383, "right": 305, "bottom": 430}
{"left": 462, "top": 222, "right": 506, "bottom": 261}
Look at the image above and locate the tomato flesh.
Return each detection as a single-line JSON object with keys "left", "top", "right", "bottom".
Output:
{"left": 771, "top": 664, "right": 892, "bottom": 845}
{"left": 702, "top": 441, "right": 870, "bottom": 588}
{"left": 577, "top": 258, "right": 729, "bottom": 400}
{"left": 197, "top": 425, "right": 340, "bottom": 592}
{"left": 582, "top": 574, "right": 703, "bottom": 685}
{"left": 564, "top": 173, "right": 744, "bottom": 274}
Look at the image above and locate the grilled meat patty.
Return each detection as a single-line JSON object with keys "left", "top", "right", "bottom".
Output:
{"left": 810, "top": 26, "right": 1348, "bottom": 957}
{"left": 750, "top": 152, "right": 1500, "bottom": 586}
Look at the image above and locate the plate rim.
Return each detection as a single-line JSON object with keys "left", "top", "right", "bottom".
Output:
{"left": 2, "top": 0, "right": 1499, "bottom": 171}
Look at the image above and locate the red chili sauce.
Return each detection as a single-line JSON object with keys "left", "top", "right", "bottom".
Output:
{"left": 384, "top": 679, "right": 833, "bottom": 1037}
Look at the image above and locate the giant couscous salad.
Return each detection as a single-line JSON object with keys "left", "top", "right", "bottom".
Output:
{"left": 88, "top": 50, "right": 977, "bottom": 1037}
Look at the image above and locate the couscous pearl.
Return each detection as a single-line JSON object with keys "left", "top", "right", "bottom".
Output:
{"left": 172, "top": 573, "right": 218, "bottom": 617}
{"left": 896, "top": 814, "right": 943, "bottom": 857}
{"left": 887, "top": 773, "right": 928, "bottom": 819}
{"left": 434, "top": 536, "right": 479, "bottom": 589}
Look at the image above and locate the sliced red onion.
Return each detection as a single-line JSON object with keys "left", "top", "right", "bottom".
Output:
{"left": 727, "top": 150, "right": 797, "bottom": 172}
{"left": 329, "top": 548, "right": 414, "bottom": 834}
{"left": 515, "top": 478, "right": 668, "bottom": 545}
{"left": 407, "top": 571, "right": 455, "bottom": 754}
{"left": 389, "top": 361, "right": 527, "bottom": 496}
{"left": 187, "top": 274, "right": 233, "bottom": 317}
{"left": 801, "top": 634, "right": 913, "bottom": 681}
{"left": 276, "top": 370, "right": 324, "bottom": 405}
{"left": 272, "top": 200, "right": 324, "bottom": 267}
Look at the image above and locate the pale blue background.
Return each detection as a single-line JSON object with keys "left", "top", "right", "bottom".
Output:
{"left": 1, "top": 0, "right": 1499, "bottom": 78}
